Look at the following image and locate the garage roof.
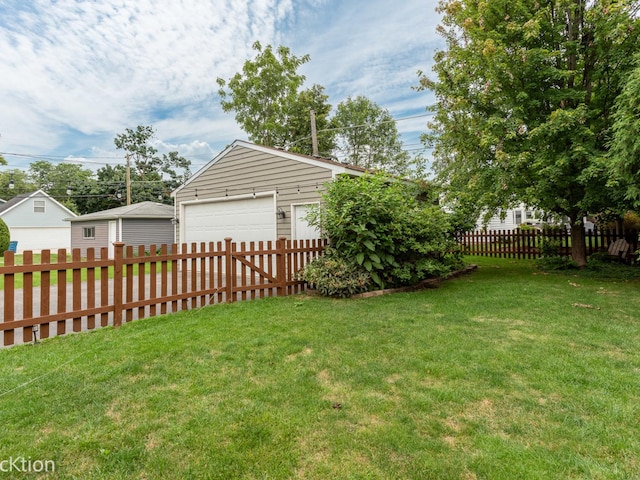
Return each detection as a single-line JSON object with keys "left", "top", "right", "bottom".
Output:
{"left": 67, "top": 201, "right": 174, "bottom": 222}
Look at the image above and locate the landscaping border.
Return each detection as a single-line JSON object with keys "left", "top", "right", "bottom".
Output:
{"left": 351, "top": 264, "right": 478, "bottom": 299}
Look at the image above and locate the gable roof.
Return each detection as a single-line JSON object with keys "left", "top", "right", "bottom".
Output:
{"left": 172, "top": 140, "right": 366, "bottom": 196}
{"left": 0, "top": 190, "right": 77, "bottom": 217}
{"left": 68, "top": 201, "right": 174, "bottom": 222}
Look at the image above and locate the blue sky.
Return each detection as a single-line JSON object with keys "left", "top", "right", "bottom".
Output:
{"left": 0, "top": 0, "right": 443, "bottom": 174}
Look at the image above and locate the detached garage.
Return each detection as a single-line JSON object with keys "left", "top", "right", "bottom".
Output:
{"left": 182, "top": 194, "right": 276, "bottom": 244}
{"left": 172, "top": 140, "right": 365, "bottom": 245}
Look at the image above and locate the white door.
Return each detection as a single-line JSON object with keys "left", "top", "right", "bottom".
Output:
{"left": 108, "top": 221, "right": 117, "bottom": 258}
{"left": 293, "top": 204, "right": 321, "bottom": 241}
{"left": 182, "top": 196, "right": 276, "bottom": 245}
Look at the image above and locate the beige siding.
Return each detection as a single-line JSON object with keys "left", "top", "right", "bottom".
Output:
{"left": 175, "top": 146, "right": 333, "bottom": 243}
{"left": 70, "top": 220, "right": 111, "bottom": 257}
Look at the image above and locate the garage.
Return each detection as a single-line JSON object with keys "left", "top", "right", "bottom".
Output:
{"left": 181, "top": 194, "right": 277, "bottom": 245}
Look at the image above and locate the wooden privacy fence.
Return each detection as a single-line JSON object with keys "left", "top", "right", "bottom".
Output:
{"left": 458, "top": 227, "right": 635, "bottom": 259}
{"left": 0, "top": 237, "right": 325, "bottom": 348}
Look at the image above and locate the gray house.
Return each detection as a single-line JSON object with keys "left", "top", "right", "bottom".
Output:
{"left": 0, "top": 190, "right": 76, "bottom": 252}
{"left": 171, "top": 140, "right": 365, "bottom": 246}
{"left": 68, "top": 201, "right": 175, "bottom": 258}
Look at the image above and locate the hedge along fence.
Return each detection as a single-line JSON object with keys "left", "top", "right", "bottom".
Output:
{"left": 0, "top": 238, "right": 326, "bottom": 348}
{"left": 458, "top": 227, "right": 636, "bottom": 259}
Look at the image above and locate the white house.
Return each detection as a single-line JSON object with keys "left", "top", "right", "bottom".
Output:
{"left": 0, "top": 190, "right": 76, "bottom": 252}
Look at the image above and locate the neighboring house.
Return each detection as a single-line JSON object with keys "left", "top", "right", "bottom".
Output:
{"left": 68, "top": 201, "right": 175, "bottom": 258}
{"left": 476, "top": 204, "right": 545, "bottom": 231}
{"left": 475, "top": 204, "right": 594, "bottom": 231}
{"left": 0, "top": 190, "right": 76, "bottom": 252}
{"left": 171, "top": 140, "right": 366, "bottom": 245}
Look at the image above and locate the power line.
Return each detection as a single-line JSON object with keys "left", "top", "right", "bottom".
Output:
{"left": 1, "top": 112, "right": 433, "bottom": 163}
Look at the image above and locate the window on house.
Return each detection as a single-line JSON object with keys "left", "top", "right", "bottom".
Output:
{"left": 33, "top": 200, "right": 45, "bottom": 213}
{"left": 83, "top": 227, "right": 95, "bottom": 239}
{"left": 515, "top": 210, "right": 523, "bottom": 225}
{"left": 525, "top": 210, "right": 534, "bottom": 220}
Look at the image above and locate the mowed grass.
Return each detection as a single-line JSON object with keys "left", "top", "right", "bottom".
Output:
{"left": 1, "top": 257, "right": 639, "bottom": 479}
{"left": 0, "top": 253, "right": 170, "bottom": 289}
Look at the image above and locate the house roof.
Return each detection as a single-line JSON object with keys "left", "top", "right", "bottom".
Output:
{"left": 68, "top": 201, "right": 174, "bottom": 222}
{"left": 0, "top": 190, "right": 77, "bottom": 217}
{"left": 172, "top": 140, "right": 367, "bottom": 196}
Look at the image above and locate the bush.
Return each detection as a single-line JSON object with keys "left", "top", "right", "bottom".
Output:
{"left": 539, "top": 238, "right": 561, "bottom": 257}
{"left": 299, "top": 248, "right": 371, "bottom": 298}
{"left": 535, "top": 256, "right": 578, "bottom": 271}
{"left": 0, "top": 218, "right": 9, "bottom": 256}
{"left": 306, "top": 173, "right": 458, "bottom": 290}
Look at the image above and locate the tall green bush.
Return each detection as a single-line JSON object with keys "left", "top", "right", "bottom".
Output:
{"left": 0, "top": 218, "right": 10, "bottom": 256}
{"left": 305, "top": 173, "right": 460, "bottom": 290}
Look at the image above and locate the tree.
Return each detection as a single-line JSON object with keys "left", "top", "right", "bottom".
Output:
{"left": 28, "top": 160, "right": 96, "bottom": 214}
{"left": 0, "top": 169, "right": 36, "bottom": 200}
{"left": 0, "top": 154, "right": 6, "bottom": 166}
{"left": 610, "top": 53, "right": 640, "bottom": 207}
{"left": 113, "top": 125, "right": 191, "bottom": 205}
{"left": 422, "top": 0, "right": 640, "bottom": 266}
{"left": 74, "top": 165, "right": 127, "bottom": 214}
{"left": 286, "top": 84, "right": 336, "bottom": 156}
{"left": 217, "top": 41, "right": 333, "bottom": 151}
{"left": 331, "top": 96, "right": 418, "bottom": 177}
{"left": 0, "top": 217, "right": 9, "bottom": 256}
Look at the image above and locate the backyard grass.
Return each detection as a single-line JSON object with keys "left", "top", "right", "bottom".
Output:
{"left": 0, "top": 257, "right": 639, "bottom": 479}
{"left": 0, "top": 253, "right": 170, "bottom": 289}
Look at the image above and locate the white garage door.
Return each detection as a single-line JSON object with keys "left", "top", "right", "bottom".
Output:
{"left": 183, "top": 196, "right": 276, "bottom": 244}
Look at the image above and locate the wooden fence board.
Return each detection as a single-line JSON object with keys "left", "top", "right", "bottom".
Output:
{"left": 1, "top": 238, "right": 327, "bottom": 347}
{"left": 459, "top": 228, "right": 635, "bottom": 259}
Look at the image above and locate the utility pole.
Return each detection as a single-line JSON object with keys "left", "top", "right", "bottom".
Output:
{"left": 310, "top": 109, "right": 319, "bottom": 157}
{"left": 125, "top": 154, "right": 131, "bottom": 205}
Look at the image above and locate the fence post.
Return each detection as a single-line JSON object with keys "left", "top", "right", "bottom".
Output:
{"left": 276, "top": 236, "right": 287, "bottom": 297}
{"left": 2, "top": 251, "right": 15, "bottom": 346}
{"left": 113, "top": 242, "right": 125, "bottom": 328}
{"left": 225, "top": 238, "right": 233, "bottom": 303}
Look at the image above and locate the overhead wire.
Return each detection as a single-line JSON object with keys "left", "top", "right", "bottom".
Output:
{"left": 0, "top": 112, "right": 433, "bottom": 165}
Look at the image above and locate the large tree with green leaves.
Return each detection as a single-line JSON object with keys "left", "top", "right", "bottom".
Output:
{"left": 216, "top": 41, "right": 334, "bottom": 153}
{"left": 610, "top": 53, "right": 640, "bottom": 207}
{"left": 331, "top": 96, "right": 418, "bottom": 177}
{"left": 0, "top": 169, "right": 35, "bottom": 200}
{"left": 29, "top": 160, "right": 96, "bottom": 213}
{"left": 113, "top": 125, "right": 191, "bottom": 205}
{"left": 422, "top": 0, "right": 640, "bottom": 266}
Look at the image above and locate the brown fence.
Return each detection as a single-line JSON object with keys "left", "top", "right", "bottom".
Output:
{"left": 0, "top": 237, "right": 325, "bottom": 348}
{"left": 458, "top": 227, "right": 636, "bottom": 259}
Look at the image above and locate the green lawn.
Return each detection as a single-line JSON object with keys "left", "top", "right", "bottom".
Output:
{"left": 1, "top": 257, "right": 639, "bottom": 479}
{"left": 0, "top": 254, "right": 169, "bottom": 289}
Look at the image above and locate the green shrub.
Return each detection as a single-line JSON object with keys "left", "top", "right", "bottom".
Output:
{"left": 0, "top": 218, "right": 9, "bottom": 256}
{"left": 299, "top": 248, "right": 371, "bottom": 298}
{"left": 306, "top": 173, "right": 458, "bottom": 289}
{"left": 539, "top": 238, "right": 562, "bottom": 257}
{"left": 535, "top": 256, "right": 578, "bottom": 271}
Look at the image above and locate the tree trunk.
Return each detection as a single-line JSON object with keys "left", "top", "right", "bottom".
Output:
{"left": 570, "top": 217, "right": 588, "bottom": 268}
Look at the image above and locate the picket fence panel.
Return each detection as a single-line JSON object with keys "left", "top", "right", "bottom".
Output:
{"left": 0, "top": 237, "right": 325, "bottom": 347}
{"left": 458, "top": 227, "right": 632, "bottom": 259}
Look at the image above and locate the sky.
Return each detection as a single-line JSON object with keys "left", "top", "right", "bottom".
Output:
{"left": 0, "top": 0, "right": 443, "bottom": 175}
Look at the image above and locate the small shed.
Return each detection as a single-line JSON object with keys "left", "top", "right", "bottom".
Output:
{"left": 171, "top": 140, "right": 365, "bottom": 245}
{"left": 68, "top": 201, "right": 175, "bottom": 258}
{"left": 0, "top": 189, "right": 76, "bottom": 252}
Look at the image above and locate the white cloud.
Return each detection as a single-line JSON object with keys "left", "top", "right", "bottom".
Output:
{"left": 0, "top": 0, "right": 442, "bottom": 170}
